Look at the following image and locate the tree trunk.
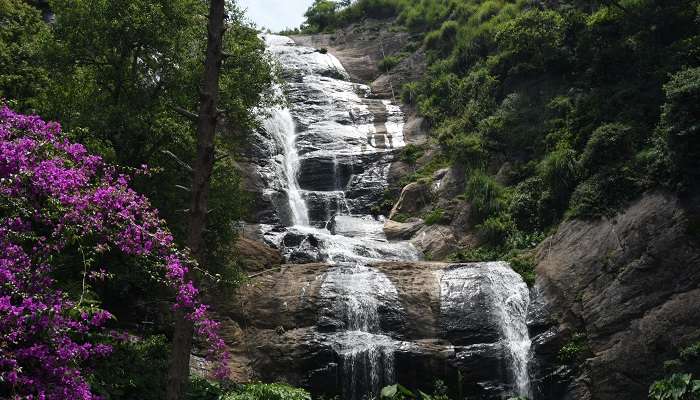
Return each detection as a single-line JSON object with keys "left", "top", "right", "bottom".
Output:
{"left": 166, "top": 0, "right": 226, "bottom": 399}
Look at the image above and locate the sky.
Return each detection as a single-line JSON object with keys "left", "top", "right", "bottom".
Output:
{"left": 238, "top": 0, "right": 315, "bottom": 32}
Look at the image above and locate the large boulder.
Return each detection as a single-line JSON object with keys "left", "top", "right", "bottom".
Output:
{"left": 533, "top": 192, "right": 700, "bottom": 400}
{"left": 383, "top": 219, "right": 425, "bottom": 240}
{"left": 234, "top": 236, "right": 283, "bottom": 273}
{"left": 389, "top": 182, "right": 432, "bottom": 220}
{"left": 410, "top": 225, "right": 459, "bottom": 260}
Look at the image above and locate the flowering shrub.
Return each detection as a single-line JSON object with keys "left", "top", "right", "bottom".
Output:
{"left": 0, "top": 106, "right": 227, "bottom": 399}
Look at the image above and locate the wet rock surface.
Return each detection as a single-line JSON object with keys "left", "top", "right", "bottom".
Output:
{"left": 220, "top": 262, "right": 532, "bottom": 399}
{"left": 225, "top": 33, "right": 533, "bottom": 400}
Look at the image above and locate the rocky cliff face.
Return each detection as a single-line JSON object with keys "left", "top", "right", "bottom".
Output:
{"left": 529, "top": 192, "right": 700, "bottom": 400}
{"left": 216, "top": 261, "right": 531, "bottom": 399}
{"left": 227, "top": 17, "right": 700, "bottom": 400}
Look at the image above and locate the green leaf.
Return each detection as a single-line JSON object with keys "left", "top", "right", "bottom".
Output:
{"left": 396, "top": 384, "right": 415, "bottom": 398}
{"left": 381, "top": 385, "right": 398, "bottom": 399}
{"left": 691, "top": 380, "right": 700, "bottom": 394}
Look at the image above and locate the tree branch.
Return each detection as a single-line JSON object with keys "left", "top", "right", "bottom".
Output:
{"left": 172, "top": 106, "right": 199, "bottom": 122}
{"left": 160, "top": 150, "right": 193, "bottom": 171}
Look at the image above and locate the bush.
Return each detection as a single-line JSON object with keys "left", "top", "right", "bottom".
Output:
{"left": 303, "top": 0, "right": 339, "bottom": 32}
{"left": 478, "top": 213, "right": 515, "bottom": 245}
{"left": 223, "top": 383, "right": 311, "bottom": 400}
{"left": 465, "top": 170, "right": 505, "bottom": 223}
{"left": 508, "top": 177, "right": 555, "bottom": 231}
{"left": 580, "top": 123, "right": 635, "bottom": 172}
{"left": 448, "top": 246, "right": 503, "bottom": 263}
{"left": 649, "top": 373, "right": 700, "bottom": 400}
{"left": 558, "top": 333, "right": 589, "bottom": 364}
{"left": 424, "top": 207, "right": 447, "bottom": 225}
{"left": 447, "top": 134, "right": 487, "bottom": 169}
{"left": 90, "top": 335, "right": 170, "bottom": 400}
{"left": 537, "top": 142, "right": 580, "bottom": 209}
{"left": 186, "top": 378, "right": 227, "bottom": 400}
{"left": 494, "top": 9, "right": 567, "bottom": 75}
{"left": 399, "top": 144, "right": 425, "bottom": 165}
{"left": 425, "top": 20, "right": 459, "bottom": 53}
{"left": 401, "top": 82, "right": 420, "bottom": 104}
{"left": 391, "top": 212, "right": 410, "bottom": 223}
{"left": 659, "top": 67, "right": 700, "bottom": 186}
{"left": 567, "top": 171, "right": 639, "bottom": 219}
{"left": 379, "top": 54, "right": 405, "bottom": 72}
{"left": 508, "top": 252, "right": 536, "bottom": 287}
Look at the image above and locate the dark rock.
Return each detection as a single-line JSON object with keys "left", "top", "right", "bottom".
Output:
{"left": 436, "top": 165, "right": 467, "bottom": 199}
{"left": 304, "top": 192, "right": 345, "bottom": 227}
{"left": 297, "top": 155, "right": 357, "bottom": 191}
{"left": 534, "top": 192, "right": 700, "bottom": 400}
{"left": 218, "top": 262, "right": 528, "bottom": 400}
{"left": 453, "top": 343, "right": 511, "bottom": 396}
{"left": 371, "top": 50, "right": 427, "bottom": 99}
{"left": 388, "top": 161, "right": 412, "bottom": 186}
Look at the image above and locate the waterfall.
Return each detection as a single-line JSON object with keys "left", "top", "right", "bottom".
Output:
{"left": 440, "top": 263, "right": 532, "bottom": 397}
{"left": 259, "top": 34, "right": 533, "bottom": 400}
{"left": 321, "top": 264, "right": 400, "bottom": 400}
{"left": 263, "top": 107, "right": 310, "bottom": 226}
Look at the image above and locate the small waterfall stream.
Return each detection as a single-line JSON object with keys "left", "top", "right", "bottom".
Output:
{"left": 263, "top": 107, "right": 310, "bottom": 226}
{"left": 257, "top": 34, "right": 533, "bottom": 400}
{"left": 440, "top": 263, "right": 532, "bottom": 398}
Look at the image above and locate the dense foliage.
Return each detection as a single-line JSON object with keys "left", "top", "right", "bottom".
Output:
{"left": 0, "top": 0, "right": 277, "bottom": 398}
{"left": 1, "top": 0, "right": 276, "bottom": 278}
{"left": 0, "top": 107, "right": 224, "bottom": 399}
{"left": 300, "top": 0, "right": 700, "bottom": 267}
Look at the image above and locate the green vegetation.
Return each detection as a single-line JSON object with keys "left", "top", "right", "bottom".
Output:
{"left": 379, "top": 53, "right": 409, "bottom": 72}
{"left": 558, "top": 333, "right": 590, "bottom": 364}
{"left": 424, "top": 207, "right": 447, "bottom": 225}
{"left": 649, "top": 374, "right": 700, "bottom": 400}
{"left": 399, "top": 143, "right": 425, "bottom": 166}
{"left": 184, "top": 381, "right": 311, "bottom": 400}
{"left": 299, "top": 0, "right": 700, "bottom": 264}
{"left": 2, "top": 0, "right": 276, "bottom": 281}
{"left": 223, "top": 383, "right": 312, "bottom": 400}
{"left": 380, "top": 380, "right": 451, "bottom": 400}
{"left": 0, "top": 0, "right": 278, "bottom": 398}
{"left": 650, "top": 342, "right": 700, "bottom": 400}
{"left": 88, "top": 335, "right": 311, "bottom": 400}
{"left": 301, "top": 0, "right": 404, "bottom": 33}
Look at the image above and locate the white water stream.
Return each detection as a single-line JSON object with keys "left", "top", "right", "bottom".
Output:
{"left": 263, "top": 108, "right": 310, "bottom": 226}
{"left": 259, "top": 34, "right": 532, "bottom": 400}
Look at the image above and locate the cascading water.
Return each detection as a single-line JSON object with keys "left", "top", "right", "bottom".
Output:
{"left": 263, "top": 107, "right": 309, "bottom": 226}
{"left": 256, "top": 34, "right": 533, "bottom": 400}
{"left": 440, "top": 263, "right": 532, "bottom": 397}
{"left": 320, "top": 265, "right": 400, "bottom": 400}
{"left": 260, "top": 34, "right": 415, "bottom": 400}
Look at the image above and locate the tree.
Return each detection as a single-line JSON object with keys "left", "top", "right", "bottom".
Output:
{"left": 304, "top": 0, "right": 339, "bottom": 32}
{"left": 0, "top": 0, "right": 50, "bottom": 111}
{"left": 0, "top": 106, "right": 223, "bottom": 399}
{"left": 167, "top": 0, "right": 226, "bottom": 398}
{"left": 659, "top": 67, "right": 700, "bottom": 187}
